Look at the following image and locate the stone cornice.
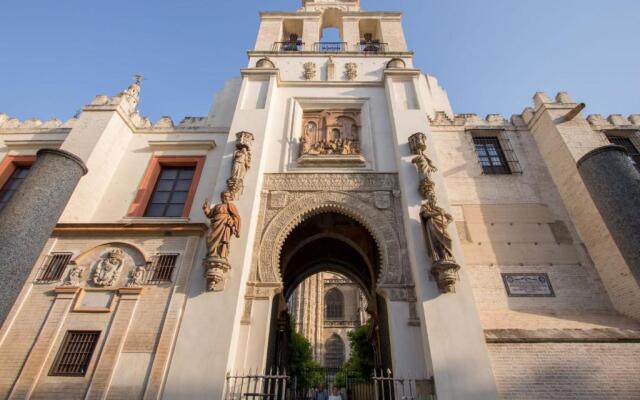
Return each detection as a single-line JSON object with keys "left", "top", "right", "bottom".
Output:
{"left": 247, "top": 51, "right": 414, "bottom": 58}
{"left": 52, "top": 223, "right": 208, "bottom": 236}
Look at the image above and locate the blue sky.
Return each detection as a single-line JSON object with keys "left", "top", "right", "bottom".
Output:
{"left": 0, "top": 0, "right": 638, "bottom": 123}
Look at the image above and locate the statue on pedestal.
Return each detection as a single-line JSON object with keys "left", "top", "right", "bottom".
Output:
{"left": 202, "top": 191, "right": 241, "bottom": 291}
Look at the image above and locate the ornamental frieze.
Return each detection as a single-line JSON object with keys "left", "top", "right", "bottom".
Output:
{"left": 263, "top": 173, "right": 399, "bottom": 192}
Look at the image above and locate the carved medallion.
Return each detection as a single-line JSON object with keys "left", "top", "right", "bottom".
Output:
{"left": 93, "top": 249, "right": 125, "bottom": 287}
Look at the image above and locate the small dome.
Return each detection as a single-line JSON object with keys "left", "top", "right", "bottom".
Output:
{"left": 256, "top": 58, "right": 275, "bottom": 69}
{"left": 386, "top": 58, "right": 406, "bottom": 69}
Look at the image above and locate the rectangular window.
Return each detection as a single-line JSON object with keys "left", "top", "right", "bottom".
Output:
{"left": 50, "top": 331, "right": 100, "bottom": 376}
{"left": 607, "top": 135, "right": 640, "bottom": 171}
{"left": 128, "top": 157, "right": 205, "bottom": 218}
{"left": 0, "top": 166, "right": 31, "bottom": 209}
{"left": 144, "top": 167, "right": 195, "bottom": 217}
{"left": 147, "top": 253, "right": 179, "bottom": 283}
{"left": 37, "top": 253, "right": 73, "bottom": 282}
{"left": 473, "top": 137, "right": 511, "bottom": 175}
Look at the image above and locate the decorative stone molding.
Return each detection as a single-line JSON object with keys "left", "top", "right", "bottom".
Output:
{"left": 154, "top": 116, "right": 175, "bottom": 129}
{"left": 269, "top": 191, "right": 288, "bottom": 209}
{"left": 244, "top": 173, "right": 417, "bottom": 324}
{"left": 327, "top": 57, "right": 336, "bottom": 81}
{"left": 303, "top": 62, "right": 317, "bottom": 80}
{"left": 345, "top": 63, "right": 358, "bottom": 81}
{"left": 92, "top": 248, "right": 125, "bottom": 287}
{"left": 0, "top": 113, "right": 76, "bottom": 132}
{"left": 409, "top": 133, "right": 461, "bottom": 294}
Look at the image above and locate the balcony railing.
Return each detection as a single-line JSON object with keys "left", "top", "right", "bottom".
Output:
{"left": 270, "top": 41, "right": 390, "bottom": 53}
{"left": 359, "top": 41, "right": 388, "bottom": 53}
{"left": 314, "top": 42, "right": 347, "bottom": 52}
{"left": 272, "top": 41, "right": 305, "bottom": 52}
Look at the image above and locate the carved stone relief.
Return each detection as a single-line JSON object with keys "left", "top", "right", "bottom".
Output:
{"left": 300, "top": 110, "right": 362, "bottom": 157}
{"left": 127, "top": 264, "right": 147, "bottom": 288}
{"left": 409, "top": 132, "right": 461, "bottom": 294}
{"left": 345, "top": 63, "right": 358, "bottom": 81}
{"left": 93, "top": 249, "right": 125, "bottom": 287}
{"left": 65, "top": 262, "right": 84, "bottom": 287}
{"left": 245, "top": 173, "right": 419, "bottom": 324}
{"left": 303, "top": 62, "right": 316, "bottom": 80}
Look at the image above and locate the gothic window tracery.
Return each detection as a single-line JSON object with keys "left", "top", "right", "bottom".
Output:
{"left": 325, "top": 288, "right": 344, "bottom": 320}
{"left": 324, "top": 334, "right": 345, "bottom": 368}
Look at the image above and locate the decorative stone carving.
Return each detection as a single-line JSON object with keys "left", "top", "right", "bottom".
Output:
{"left": 345, "top": 63, "right": 358, "bottom": 80}
{"left": 93, "top": 249, "right": 125, "bottom": 287}
{"left": 409, "top": 133, "right": 461, "bottom": 294}
{"left": 227, "top": 131, "right": 255, "bottom": 198}
{"left": 327, "top": 57, "right": 336, "bottom": 81}
{"left": 64, "top": 262, "right": 84, "bottom": 286}
{"left": 299, "top": 110, "right": 362, "bottom": 157}
{"left": 154, "top": 116, "right": 174, "bottom": 129}
{"left": 269, "top": 191, "right": 288, "bottom": 209}
{"left": 303, "top": 62, "right": 316, "bottom": 80}
{"left": 127, "top": 265, "right": 146, "bottom": 288}
{"left": 374, "top": 191, "right": 391, "bottom": 209}
{"left": 203, "top": 191, "right": 241, "bottom": 291}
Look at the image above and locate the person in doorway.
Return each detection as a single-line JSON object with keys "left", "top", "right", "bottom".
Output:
{"left": 329, "top": 386, "right": 343, "bottom": 400}
{"left": 314, "top": 384, "right": 328, "bottom": 400}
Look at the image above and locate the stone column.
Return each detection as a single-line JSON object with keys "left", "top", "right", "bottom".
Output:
{"left": 0, "top": 149, "right": 87, "bottom": 327}
{"left": 577, "top": 145, "right": 640, "bottom": 283}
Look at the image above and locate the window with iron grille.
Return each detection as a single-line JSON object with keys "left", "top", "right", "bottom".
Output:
{"left": 473, "top": 136, "right": 512, "bottom": 175}
{"left": 607, "top": 135, "right": 640, "bottom": 171}
{"left": 37, "top": 253, "right": 73, "bottom": 282}
{"left": 50, "top": 331, "right": 100, "bottom": 376}
{"left": 324, "top": 335, "right": 345, "bottom": 368}
{"left": 325, "top": 288, "right": 344, "bottom": 320}
{"left": 0, "top": 166, "right": 31, "bottom": 209}
{"left": 147, "top": 254, "right": 179, "bottom": 283}
{"left": 144, "top": 167, "right": 195, "bottom": 217}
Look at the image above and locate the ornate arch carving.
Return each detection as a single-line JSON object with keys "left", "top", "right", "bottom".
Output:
{"left": 256, "top": 190, "right": 405, "bottom": 287}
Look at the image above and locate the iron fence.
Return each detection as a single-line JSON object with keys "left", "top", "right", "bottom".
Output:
{"left": 225, "top": 369, "right": 435, "bottom": 400}
{"left": 225, "top": 369, "right": 289, "bottom": 400}
{"left": 272, "top": 42, "right": 305, "bottom": 52}
{"left": 313, "top": 42, "right": 347, "bottom": 52}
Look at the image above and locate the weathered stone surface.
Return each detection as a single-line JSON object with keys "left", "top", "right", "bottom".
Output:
{"left": 578, "top": 145, "right": 640, "bottom": 284}
{"left": 0, "top": 149, "right": 87, "bottom": 326}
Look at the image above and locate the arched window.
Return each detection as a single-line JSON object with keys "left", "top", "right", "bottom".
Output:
{"left": 324, "top": 335, "right": 345, "bottom": 368}
{"left": 325, "top": 288, "right": 344, "bottom": 320}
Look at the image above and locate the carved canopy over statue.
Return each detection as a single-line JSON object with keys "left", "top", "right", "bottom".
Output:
{"left": 300, "top": 110, "right": 361, "bottom": 157}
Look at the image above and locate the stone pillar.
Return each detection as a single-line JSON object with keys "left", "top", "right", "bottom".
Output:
{"left": 577, "top": 145, "right": 640, "bottom": 283}
{"left": 0, "top": 149, "right": 87, "bottom": 327}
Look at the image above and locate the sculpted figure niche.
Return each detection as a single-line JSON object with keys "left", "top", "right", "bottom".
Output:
{"left": 409, "top": 132, "right": 461, "bottom": 294}
{"left": 299, "top": 110, "right": 362, "bottom": 159}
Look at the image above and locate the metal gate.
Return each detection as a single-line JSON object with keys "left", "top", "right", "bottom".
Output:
{"left": 224, "top": 369, "right": 435, "bottom": 400}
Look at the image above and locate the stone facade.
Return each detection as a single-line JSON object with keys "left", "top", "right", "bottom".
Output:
{"left": 0, "top": 0, "right": 639, "bottom": 399}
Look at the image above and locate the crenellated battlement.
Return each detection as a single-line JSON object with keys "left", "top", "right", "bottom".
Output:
{"left": 0, "top": 113, "right": 77, "bottom": 132}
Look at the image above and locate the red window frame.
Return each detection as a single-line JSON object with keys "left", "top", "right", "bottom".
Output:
{"left": 128, "top": 156, "right": 205, "bottom": 218}
{"left": 0, "top": 154, "right": 36, "bottom": 192}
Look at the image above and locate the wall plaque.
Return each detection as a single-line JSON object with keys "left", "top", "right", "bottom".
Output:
{"left": 502, "top": 273, "right": 555, "bottom": 297}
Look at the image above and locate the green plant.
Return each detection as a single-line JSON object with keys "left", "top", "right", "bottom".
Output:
{"left": 288, "top": 323, "right": 324, "bottom": 389}
{"left": 335, "top": 322, "right": 375, "bottom": 387}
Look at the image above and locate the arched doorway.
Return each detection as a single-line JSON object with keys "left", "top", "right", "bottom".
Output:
{"left": 265, "top": 212, "right": 394, "bottom": 375}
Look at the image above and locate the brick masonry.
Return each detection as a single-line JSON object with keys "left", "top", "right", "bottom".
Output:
{"left": 487, "top": 342, "right": 640, "bottom": 400}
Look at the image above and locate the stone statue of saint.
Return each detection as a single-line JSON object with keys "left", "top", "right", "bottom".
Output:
{"left": 420, "top": 194, "right": 455, "bottom": 263}
{"left": 231, "top": 147, "right": 251, "bottom": 182}
{"left": 203, "top": 191, "right": 241, "bottom": 259}
{"left": 93, "top": 249, "right": 125, "bottom": 287}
